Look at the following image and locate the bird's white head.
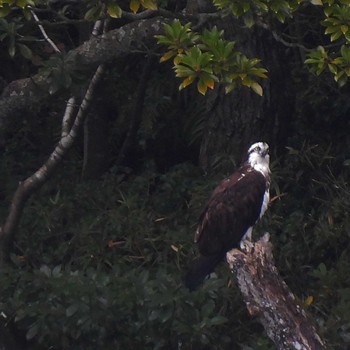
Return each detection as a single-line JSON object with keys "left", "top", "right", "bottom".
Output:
{"left": 247, "top": 142, "right": 270, "bottom": 177}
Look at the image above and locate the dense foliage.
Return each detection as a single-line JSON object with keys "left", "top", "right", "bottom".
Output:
{"left": 1, "top": 143, "right": 350, "bottom": 349}
{"left": 1, "top": 0, "right": 350, "bottom": 349}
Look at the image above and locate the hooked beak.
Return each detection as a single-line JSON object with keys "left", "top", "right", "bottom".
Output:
{"left": 262, "top": 149, "right": 269, "bottom": 157}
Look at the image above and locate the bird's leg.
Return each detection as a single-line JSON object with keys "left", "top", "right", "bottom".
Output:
{"left": 240, "top": 227, "right": 254, "bottom": 252}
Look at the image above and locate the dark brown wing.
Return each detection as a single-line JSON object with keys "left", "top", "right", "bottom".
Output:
{"left": 195, "top": 165, "right": 267, "bottom": 256}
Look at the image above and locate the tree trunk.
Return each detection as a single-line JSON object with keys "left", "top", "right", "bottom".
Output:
{"left": 199, "top": 23, "right": 296, "bottom": 171}
{"left": 227, "top": 234, "right": 326, "bottom": 350}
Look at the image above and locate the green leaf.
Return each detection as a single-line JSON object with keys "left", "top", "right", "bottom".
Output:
{"left": 331, "top": 30, "right": 342, "bottom": 42}
{"left": 180, "top": 75, "right": 195, "bottom": 89}
{"left": 0, "top": 5, "right": 10, "bottom": 17}
{"left": 22, "top": 7, "right": 32, "bottom": 20}
{"left": 328, "top": 63, "right": 337, "bottom": 74}
{"left": 130, "top": 0, "right": 140, "bottom": 13}
{"left": 225, "top": 81, "right": 237, "bottom": 94}
{"left": 251, "top": 82, "right": 263, "bottom": 96}
{"left": 84, "top": 5, "right": 102, "bottom": 21}
{"left": 17, "top": 43, "right": 32, "bottom": 59}
{"left": 159, "top": 50, "right": 176, "bottom": 63}
{"left": 197, "top": 79, "right": 208, "bottom": 95}
{"left": 107, "top": 3, "right": 122, "bottom": 18}
{"left": 341, "top": 25, "right": 348, "bottom": 34}
{"left": 243, "top": 14, "right": 255, "bottom": 28}
{"left": 141, "top": 0, "right": 157, "bottom": 10}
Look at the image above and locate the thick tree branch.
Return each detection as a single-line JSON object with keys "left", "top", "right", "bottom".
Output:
{"left": 0, "top": 17, "right": 165, "bottom": 132}
{"left": 226, "top": 234, "right": 326, "bottom": 350}
{"left": 0, "top": 10, "right": 223, "bottom": 133}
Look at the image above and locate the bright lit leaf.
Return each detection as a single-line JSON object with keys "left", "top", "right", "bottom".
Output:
{"left": 181, "top": 75, "right": 195, "bottom": 88}
{"left": 173, "top": 55, "right": 181, "bottom": 65}
{"left": 305, "top": 295, "right": 314, "bottom": 306}
{"left": 251, "top": 82, "right": 263, "bottom": 96}
{"left": 331, "top": 30, "right": 342, "bottom": 42}
{"left": 341, "top": 25, "right": 348, "bottom": 34}
{"left": 160, "top": 50, "right": 175, "bottom": 63}
{"left": 197, "top": 79, "right": 208, "bottom": 95}
{"left": 328, "top": 63, "right": 337, "bottom": 74}
{"left": 141, "top": 0, "right": 157, "bottom": 10}
{"left": 130, "top": 0, "right": 140, "bottom": 13}
{"left": 201, "top": 72, "right": 215, "bottom": 89}
{"left": 107, "top": 3, "right": 122, "bottom": 18}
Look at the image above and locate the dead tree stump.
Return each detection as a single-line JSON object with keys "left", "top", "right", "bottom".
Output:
{"left": 226, "top": 233, "right": 326, "bottom": 350}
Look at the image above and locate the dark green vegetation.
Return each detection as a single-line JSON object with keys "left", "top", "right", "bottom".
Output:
{"left": 2, "top": 142, "right": 350, "bottom": 349}
{"left": 1, "top": 0, "right": 350, "bottom": 349}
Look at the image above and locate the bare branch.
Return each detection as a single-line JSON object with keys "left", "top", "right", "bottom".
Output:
{"left": 29, "top": 6, "right": 61, "bottom": 53}
{"left": 227, "top": 234, "right": 326, "bottom": 350}
{"left": 0, "top": 8, "right": 111, "bottom": 262}
{"left": 0, "top": 64, "right": 105, "bottom": 263}
{"left": 61, "top": 97, "right": 76, "bottom": 138}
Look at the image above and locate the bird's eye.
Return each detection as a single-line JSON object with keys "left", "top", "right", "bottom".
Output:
{"left": 255, "top": 146, "right": 261, "bottom": 152}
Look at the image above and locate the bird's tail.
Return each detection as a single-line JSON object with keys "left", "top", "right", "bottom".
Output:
{"left": 183, "top": 253, "right": 225, "bottom": 291}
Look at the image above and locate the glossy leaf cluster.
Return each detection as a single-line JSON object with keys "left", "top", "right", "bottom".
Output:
{"left": 157, "top": 20, "right": 267, "bottom": 95}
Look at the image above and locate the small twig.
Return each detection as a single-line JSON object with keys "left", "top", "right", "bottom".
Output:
{"left": 29, "top": 6, "right": 61, "bottom": 53}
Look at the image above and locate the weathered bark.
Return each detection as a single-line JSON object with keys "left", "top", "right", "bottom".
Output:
{"left": 227, "top": 234, "right": 326, "bottom": 350}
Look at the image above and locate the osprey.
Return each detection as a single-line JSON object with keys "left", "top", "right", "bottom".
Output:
{"left": 184, "top": 142, "right": 271, "bottom": 290}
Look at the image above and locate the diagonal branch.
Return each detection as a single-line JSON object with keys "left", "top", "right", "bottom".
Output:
{"left": 0, "top": 64, "right": 105, "bottom": 263}
{"left": 0, "top": 7, "right": 109, "bottom": 263}
{"left": 29, "top": 6, "right": 62, "bottom": 53}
